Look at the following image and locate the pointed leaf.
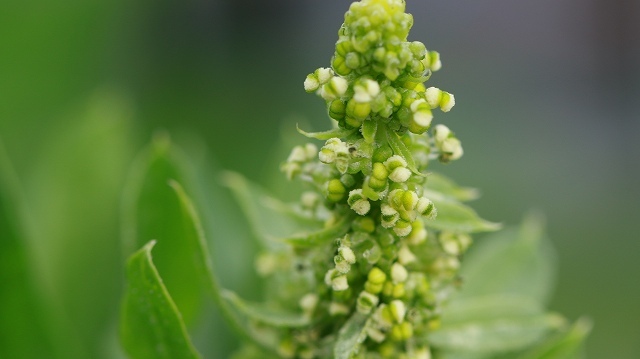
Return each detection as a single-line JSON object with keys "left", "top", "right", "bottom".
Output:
{"left": 455, "top": 214, "right": 556, "bottom": 304}
{"left": 424, "top": 172, "right": 479, "bottom": 202}
{"left": 430, "top": 312, "right": 565, "bottom": 354}
{"left": 122, "top": 135, "right": 208, "bottom": 325}
{"left": 385, "top": 125, "right": 424, "bottom": 175}
{"left": 297, "top": 124, "right": 357, "bottom": 140}
{"left": 0, "top": 142, "right": 59, "bottom": 358}
{"left": 425, "top": 199, "right": 501, "bottom": 233}
{"left": 120, "top": 241, "right": 201, "bottom": 359}
{"left": 517, "top": 318, "right": 592, "bottom": 359}
{"left": 222, "top": 171, "right": 321, "bottom": 249}
{"left": 361, "top": 119, "right": 377, "bottom": 143}
{"left": 222, "top": 290, "right": 311, "bottom": 328}
{"left": 334, "top": 313, "right": 369, "bottom": 359}
{"left": 282, "top": 213, "right": 355, "bottom": 248}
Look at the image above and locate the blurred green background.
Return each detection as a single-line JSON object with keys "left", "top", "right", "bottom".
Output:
{"left": 1, "top": 0, "right": 638, "bottom": 358}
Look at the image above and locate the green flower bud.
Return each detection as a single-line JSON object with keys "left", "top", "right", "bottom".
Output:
{"left": 440, "top": 91, "right": 455, "bottom": 112}
{"left": 357, "top": 290, "right": 380, "bottom": 314}
{"left": 353, "top": 216, "right": 375, "bottom": 233}
{"left": 401, "top": 190, "right": 419, "bottom": 211}
{"left": 368, "top": 266, "right": 387, "bottom": 284}
{"left": 416, "top": 197, "right": 436, "bottom": 218}
{"left": 348, "top": 189, "right": 371, "bottom": 215}
{"left": 424, "top": 50, "right": 441, "bottom": 71}
{"left": 364, "top": 281, "right": 384, "bottom": 294}
{"left": 389, "top": 299, "right": 406, "bottom": 323}
{"left": 346, "top": 98, "right": 372, "bottom": 121}
{"left": 345, "top": 52, "right": 362, "bottom": 69}
{"left": 334, "top": 254, "right": 351, "bottom": 273}
{"left": 381, "top": 204, "right": 399, "bottom": 228}
{"left": 304, "top": 73, "right": 320, "bottom": 93}
{"left": 332, "top": 55, "right": 352, "bottom": 76}
{"left": 389, "top": 166, "right": 411, "bottom": 183}
{"left": 332, "top": 274, "right": 349, "bottom": 291}
{"left": 321, "top": 76, "right": 348, "bottom": 100}
{"left": 393, "top": 219, "right": 412, "bottom": 237}
{"left": 440, "top": 136, "right": 463, "bottom": 162}
{"left": 326, "top": 179, "right": 346, "bottom": 202}
{"left": 328, "top": 99, "right": 346, "bottom": 121}
{"left": 329, "top": 301, "right": 350, "bottom": 316}
{"left": 406, "top": 220, "right": 427, "bottom": 245}
{"left": 339, "top": 245, "right": 357, "bottom": 264}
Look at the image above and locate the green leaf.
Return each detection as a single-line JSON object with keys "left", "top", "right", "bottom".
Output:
{"left": 122, "top": 134, "right": 208, "bottom": 325}
{"left": 282, "top": 212, "right": 355, "bottom": 248}
{"left": 222, "top": 171, "right": 321, "bottom": 249}
{"left": 425, "top": 199, "right": 501, "bottom": 233}
{"left": 296, "top": 124, "right": 357, "bottom": 140}
{"left": 230, "top": 345, "right": 280, "bottom": 359}
{"left": 385, "top": 125, "right": 424, "bottom": 175}
{"left": 0, "top": 142, "right": 59, "bottom": 358}
{"left": 455, "top": 213, "right": 556, "bottom": 305}
{"left": 361, "top": 119, "right": 377, "bottom": 143}
{"left": 430, "top": 312, "right": 565, "bottom": 354}
{"left": 334, "top": 313, "right": 369, "bottom": 359}
{"left": 120, "top": 241, "right": 202, "bottom": 359}
{"left": 516, "top": 318, "right": 592, "bottom": 359}
{"left": 222, "top": 290, "right": 311, "bottom": 328}
{"left": 441, "top": 294, "right": 545, "bottom": 324}
{"left": 424, "top": 172, "right": 479, "bottom": 202}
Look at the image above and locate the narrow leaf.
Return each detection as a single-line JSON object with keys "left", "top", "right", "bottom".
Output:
{"left": 517, "top": 318, "right": 592, "bottom": 359}
{"left": 455, "top": 213, "right": 556, "bottom": 305}
{"left": 0, "top": 142, "right": 58, "bottom": 358}
{"left": 222, "top": 290, "right": 311, "bottom": 328}
{"left": 430, "top": 313, "right": 565, "bottom": 354}
{"left": 297, "top": 124, "right": 357, "bottom": 140}
{"left": 122, "top": 134, "right": 207, "bottom": 325}
{"left": 424, "top": 172, "right": 479, "bottom": 202}
{"left": 425, "top": 199, "right": 501, "bottom": 233}
{"left": 385, "top": 125, "right": 424, "bottom": 175}
{"left": 222, "top": 171, "right": 321, "bottom": 249}
{"left": 120, "top": 241, "right": 201, "bottom": 359}
{"left": 361, "top": 119, "right": 377, "bottom": 143}
{"left": 334, "top": 313, "right": 369, "bottom": 359}
{"left": 282, "top": 213, "right": 355, "bottom": 248}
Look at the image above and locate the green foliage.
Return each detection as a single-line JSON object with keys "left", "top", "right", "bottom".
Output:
{"left": 120, "top": 241, "right": 202, "bottom": 359}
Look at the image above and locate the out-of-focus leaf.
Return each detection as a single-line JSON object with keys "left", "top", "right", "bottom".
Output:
{"left": 517, "top": 318, "right": 592, "bottom": 359}
{"left": 283, "top": 213, "right": 354, "bottom": 248}
{"left": 442, "top": 294, "right": 544, "bottom": 324}
{"left": 430, "top": 312, "right": 565, "bottom": 354}
{"left": 334, "top": 313, "right": 369, "bottom": 359}
{"left": 120, "top": 240, "right": 201, "bottom": 359}
{"left": 424, "top": 173, "right": 479, "bottom": 202}
{"left": 0, "top": 142, "right": 58, "bottom": 358}
{"left": 296, "top": 124, "right": 357, "bottom": 140}
{"left": 222, "top": 290, "right": 311, "bottom": 328}
{"left": 426, "top": 199, "right": 501, "bottom": 233}
{"left": 455, "top": 213, "right": 556, "bottom": 305}
{"left": 230, "top": 345, "right": 280, "bottom": 359}
{"left": 222, "top": 171, "right": 322, "bottom": 249}
{"left": 122, "top": 134, "right": 208, "bottom": 325}
{"left": 20, "top": 91, "right": 133, "bottom": 359}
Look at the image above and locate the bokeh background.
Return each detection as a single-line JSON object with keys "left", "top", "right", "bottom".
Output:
{"left": 1, "top": 0, "right": 639, "bottom": 358}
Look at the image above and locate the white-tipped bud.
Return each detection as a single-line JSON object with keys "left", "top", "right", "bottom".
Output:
{"left": 389, "top": 167, "right": 411, "bottom": 183}
{"left": 332, "top": 275, "right": 349, "bottom": 291}
{"left": 316, "top": 67, "right": 333, "bottom": 84}
{"left": 416, "top": 197, "right": 436, "bottom": 218}
{"left": 318, "top": 148, "right": 335, "bottom": 163}
{"left": 441, "top": 137, "right": 464, "bottom": 161}
{"left": 381, "top": 204, "right": 399, "bottom": 228}
{"left": 301, "top": 191, "right": 320, "bottom": 209}
{"left": 393, "top": 220, "right": 413, "bottom": 237}
{"left": 288, "top": 146, "right": 307, "bottom": 163}
{"left": 398, "top": 244, "right": 416, "bottom": 265}
{"left": 321, "top": 77, "right": 348, "bottom": 100}
{"left": 440, "top": 92, "right": 455, "bottom": 112}
{"left": 425, "top": 87, "right": 442, "bottom": 109}
{"left": 304, "top": 74, "right": 320, "bottom": 92}
{"left": 357, "top": 291, "right": 380, "bottom": 314}
{"left": 334, "top": 255, "right": 351, "bottom": 274}
{"left": 384, "top": 155, "right": 407, "bottom": 171}
{"left": 407, "top": 227, "right": 427, "bottom": 245}
{"left": 366, "top": 327, "right": 386, "bottom": 343}
{"left": 324, "top": 268, "right": 337, "bottom": 286}
{"left": 338, "top": 245, "right": 356, "bottom": 264}
{"left": 348, "top": 189, "right": 371, "bottom": 215}
{"left": 389, "top": 300, "right": 406, "bottom": 323}
{"left": 433, "top": 124, "right": 451, "bottom": 144}
{"left": 304, "top": 143, "right": 318, "bottom": 160}
{"left": 391, "top": 262, "right": 408, "bottom": 284}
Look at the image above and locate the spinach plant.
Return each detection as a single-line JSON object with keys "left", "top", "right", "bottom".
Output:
{"left": 116, "top": 0, "right": 592, "bottom": 358}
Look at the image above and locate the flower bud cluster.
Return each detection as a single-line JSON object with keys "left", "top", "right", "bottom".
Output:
{"left": 267, "top": 1, "right": 477, "bottom": 358}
